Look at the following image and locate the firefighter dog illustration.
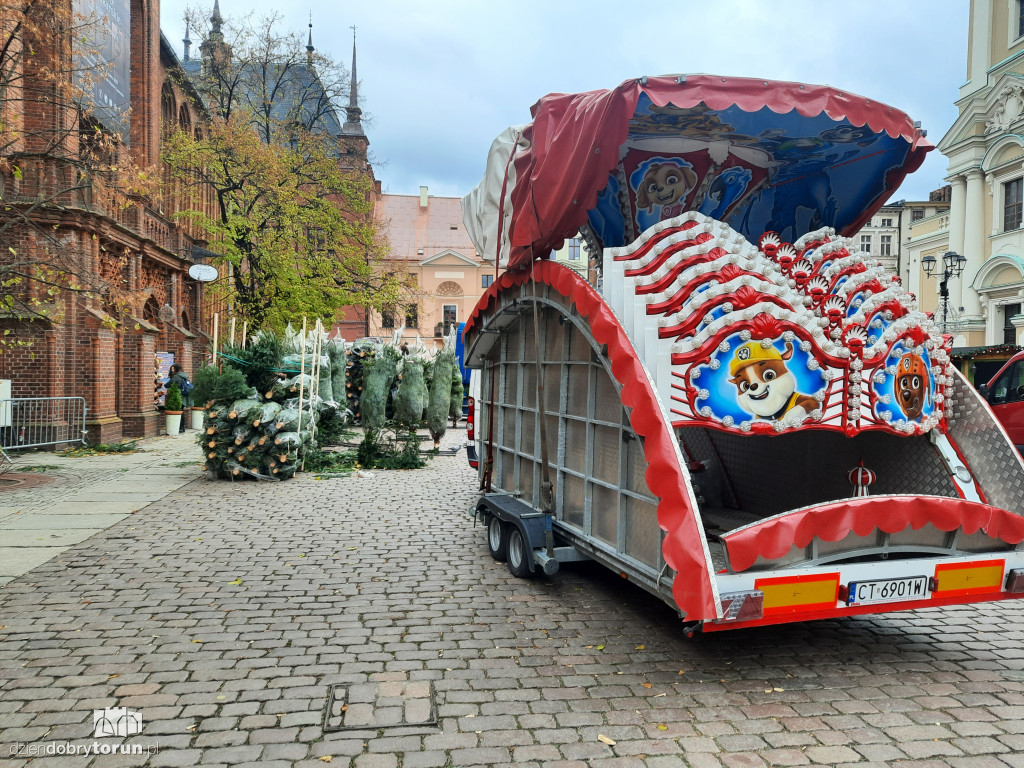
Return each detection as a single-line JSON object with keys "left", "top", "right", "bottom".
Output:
{"left": 895, "top": 352, "right": 929, "bottom": 420}
{"left": 729, "top": 341, "right": 818, "bottom": 422}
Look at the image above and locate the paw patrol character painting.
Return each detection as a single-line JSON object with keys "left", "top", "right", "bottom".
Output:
{"left": 895, "top": 352, "right": 930, "bottom": 420}
{"left": 634, "top": 159, "right": 698, "bottom": 223}
{"left": 729, "top": 342, "right": 818, "bottom": 422}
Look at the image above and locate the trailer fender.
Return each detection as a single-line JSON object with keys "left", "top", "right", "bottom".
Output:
{"left": 475, "top": 495, "right": 551, "bottom": 574}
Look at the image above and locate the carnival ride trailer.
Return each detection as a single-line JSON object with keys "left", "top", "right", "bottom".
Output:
{"left": 460, "top": 75, "right": 1024, "bottom": 632}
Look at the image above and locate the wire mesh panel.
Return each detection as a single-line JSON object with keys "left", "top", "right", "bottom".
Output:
{"left": 592, "top": 425, "right": 621, "bottom": 484}
{"left": 623, "top": 495, "right": 660, "bottom": 567}
{"left": 562, "top": 472, "right": 585, "bottom": 527}
{"left": 591, "top": 482, "right": 618, "bottom": 545}
{"left": 563, "top": 418, "right": 587, "bottom": 474}
{"left": 473, "top": 292, "right": 664, "bottom": 578}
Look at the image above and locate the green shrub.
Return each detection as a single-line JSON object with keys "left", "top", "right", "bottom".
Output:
{"left": 165, "top": 383, "right": 183, "bottom": 412}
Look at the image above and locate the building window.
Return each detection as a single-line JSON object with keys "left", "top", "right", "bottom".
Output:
{"left": 442, "top": 305, "right": 457, "bottom": 336}
{"left": 860, "top": 235, "right": 872, "bottom": 253}
{"left": 881, "top": 218, "right": 893, "bottom": 227}
{"left": 482, "top": 274, "right": 493, "bottom": 289}
{"left": 1004, "top": 179, "right": 1023, "bottom": 231}
{"left": 911, "top": 209, "right": 924, "bottom": 222}
{"left": 567, "top": 238, "right": 581, "bottom": 261}
{"left": 880, "top": 235, "right": 891, "bottom": 257}
{"left": 405, "top": 305, "right": 418, "bottom": 329}
{"left": 381, "top": 308, "right": 395, "bottom": 329}
{"left": 1019, "top": 0, "right": 1024, "bottom": 39}
{"left": 1005, "top": 303, "right": 1021, "bottom": 346}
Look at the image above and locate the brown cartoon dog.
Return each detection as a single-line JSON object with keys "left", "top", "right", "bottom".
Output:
{"left": 895, "top": 353, "right": 929, "bottom": 420}
{"left": 729, "top": 341, "right": 818, "bottom": 422}
{"left": 636, "top": 162, "right": 698, "bottom": 218}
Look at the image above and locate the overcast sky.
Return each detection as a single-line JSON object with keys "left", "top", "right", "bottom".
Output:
{"left": 160, "top": 0, "right": 970, "bottom": 203}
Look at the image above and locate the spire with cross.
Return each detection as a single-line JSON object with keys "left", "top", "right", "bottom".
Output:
{"left": 342, "top": 25, "right": 364, "bottom": 137}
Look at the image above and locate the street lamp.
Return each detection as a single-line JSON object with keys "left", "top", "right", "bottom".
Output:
{"left": 922, "top": 250, "right": 967, "bottom": 332}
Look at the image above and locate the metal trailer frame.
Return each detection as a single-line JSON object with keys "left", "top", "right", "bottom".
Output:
{"left": 463, "top": 266, "right": 1024, "bottom": 630}
{"left": 466, "top": 286, "right": 684, "bottom": 610}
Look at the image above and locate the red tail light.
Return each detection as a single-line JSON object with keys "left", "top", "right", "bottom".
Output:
{"left": 467, "top": 397, "right": 475, "bottom": 441}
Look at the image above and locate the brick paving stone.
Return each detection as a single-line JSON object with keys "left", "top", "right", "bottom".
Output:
{"left": 802, "top": 745, "right": 863, "bottom": 764}
{"left": 761, "top": 748, "right": 811, "bottom": 765}
{"left": 719, "top": 754, "right": 768, "bottom": 768}
{"left": 150, "top": 749, "right": 204, "bottom": 767}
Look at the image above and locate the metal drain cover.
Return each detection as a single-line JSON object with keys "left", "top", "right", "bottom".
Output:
{"left": 324, "top": 681, "right": 438, "bottom": 732}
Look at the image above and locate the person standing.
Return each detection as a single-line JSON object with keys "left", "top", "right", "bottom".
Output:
{"left": 168, "top": 364, "right": 192, "bottom": 433}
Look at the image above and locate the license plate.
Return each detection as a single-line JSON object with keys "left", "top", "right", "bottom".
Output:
{"left": 847, "top": 575, "right": 930, "bottom": 605}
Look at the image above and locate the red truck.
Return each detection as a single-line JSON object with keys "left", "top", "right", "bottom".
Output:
{"left": 980, "top": 350, "right": 1024, "bottom": 453}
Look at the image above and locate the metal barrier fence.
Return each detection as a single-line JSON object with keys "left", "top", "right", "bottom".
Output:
{"left": 0, "top": 397, "right": 88, "bottom": 452}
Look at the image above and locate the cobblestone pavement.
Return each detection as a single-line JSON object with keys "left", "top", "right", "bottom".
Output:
{"left": 2, "top": 433, "right": 1024, "bottom": 768}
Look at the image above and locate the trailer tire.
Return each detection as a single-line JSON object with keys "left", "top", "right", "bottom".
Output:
{"left": 486, "top": 515, "right": 508, "bottom": 561}
{"left": 506, "top": 526, "right": 532, "bottom": 578}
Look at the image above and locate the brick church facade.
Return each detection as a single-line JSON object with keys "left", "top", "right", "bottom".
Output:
{"left": 2, "top": 0, "right": 382, "bottom": 443}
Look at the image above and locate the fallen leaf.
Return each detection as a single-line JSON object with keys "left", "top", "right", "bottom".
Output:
{"left": 598, "top": 734, "right": 616, "bottom": 746}
{"left": 228, "top": 578, "right": 242, "bottom": 585}
{"left": 677, "top": 670, "right": 686, "bottom": 675}
{"left": 216, "top": 695, "right": 226, "bottom": 700}
{"left": 764, "top": 688, "right": 772, "bottom": 693}
{"left": 318, "top": 757, "right": 333, "bottom": 763}
{"left": 635, "top": 644, "right": 645, "bottom": 650}
{"left": 641, "top": 683, "right": 652, "bottom": 689}
{"left": 657, "top": 724, "right": 668, "bottom": 731}
{"left": 191, "top": 639, "right": 202, "bottom": 644}
{"left": 774, "top": 687, "right": 784, "bottom": 692}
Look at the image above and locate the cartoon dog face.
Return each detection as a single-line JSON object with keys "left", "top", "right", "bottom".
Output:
{"left": 636, "top": 163, "right": 697, "bottom": 210}
{"left": 728, "top": 341, "right": 818, "bottom": 422}
{"left": 895, "top": 353, "right": 928, "bottom": 420}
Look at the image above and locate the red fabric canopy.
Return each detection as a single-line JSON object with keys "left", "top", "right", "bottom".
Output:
{"left": 506, "top": 75, "right": 932, "bottom": 272}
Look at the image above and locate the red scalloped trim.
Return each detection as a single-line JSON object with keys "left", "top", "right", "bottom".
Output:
{"left": 722, "top": 496, "right": 1024, "bottom": 572}
{"left": 464, "top": 262, "right": 718, "bottom": 620}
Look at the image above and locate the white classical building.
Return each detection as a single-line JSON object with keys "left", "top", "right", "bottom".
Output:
{"left": 934, "top": 0, "right": 1024, "bottom": 355}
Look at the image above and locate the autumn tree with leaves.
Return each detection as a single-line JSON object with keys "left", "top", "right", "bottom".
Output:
{"left": 0, "top": 0, "right": 151, "bottom": 341}
{"left": 163, "top": 10, "right": 398, "bottom": 332}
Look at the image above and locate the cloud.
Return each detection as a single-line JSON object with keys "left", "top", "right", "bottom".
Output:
{"left": 162, "top": 0, "right": 968, "bottom": 203}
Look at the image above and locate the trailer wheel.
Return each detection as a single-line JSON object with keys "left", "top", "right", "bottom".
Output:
{"left": 506, "top": 527, "right": 532, "bottom": 578}
{"left": 486, "top": 515, "right": 508, "bottom": 561}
